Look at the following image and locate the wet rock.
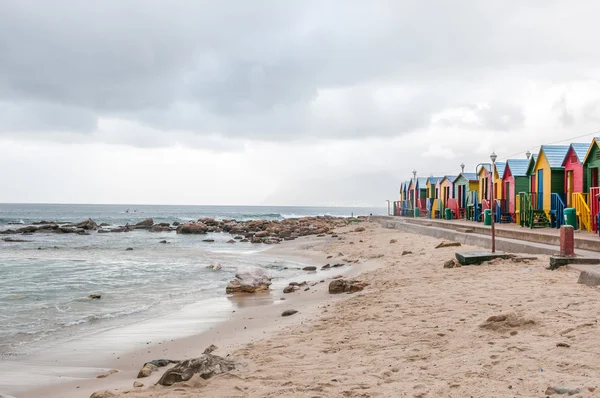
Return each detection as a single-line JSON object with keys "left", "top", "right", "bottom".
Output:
{"left": 227, "top": 239, "right": 236, "bottom": 244}
{"left": 234, "top": 236, "right": 243, "bottom": 240}
{"left": 76, "top": 218, "right": 98, "bottom": 230}
{"left": 151, "top": 225, "right": 170, "bottom": 232}
{"left": 282, "top": 309, "right": 298, "bottom": 317}
{"left": 328, "top": 279, "right": 369, "bottom": 294}
{"left": 176, "top": 223, "right": 208, "bottom": 234}
{"left": 126, "top": 247, "right": 133, "bottom": 251}
{"left": 172, "top": 221, "right": 180, "bottom": 226}
{"left": 159, "top": 240, "right": 168, "bottom": 244}
{"left": 89, "top": 294, "right": 101, "bottom": 300}
{"left": 321, "top": 264, "right": 331, "bottom": 270}
{"left": 202, "top": 239, "right": 215, "bottom": 243}
{"left": 2, "top": 237, "right": 30, "bottom": 242}
{"left": 226, "top": 266, "right": 272, "bottom": 294}
{"left": 435, "top": 241, "right": 461, "bottom": 249}
{"left": 135, "top": 218, "right": 154, "bottom": 228}
{"left": 97, "top": 229, "right": 110, "bottom": 233}
{"left": 283, "top": 285, "right": 299, "bottom": 294}
{"left": 302, "top": 266, "right": 317, "bottom": 271}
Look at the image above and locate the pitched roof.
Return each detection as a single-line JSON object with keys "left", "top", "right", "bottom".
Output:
{"left": 427, "top": 177, "right": 441, "bottom": 185}
{"left": 504, "top": 159, "right": 529, "bottom": 178}
{"left": 583, "top": 137, "right": 600, "bottom": 164}
{"left": 417, "top": 177, "right": 428, "bottom": 187}
{"left": 495, "top": 162, "right": 506, "bottom": 177}
{"left": 526, "top": 154, "right": 538, "bottom": 175}
{"left": 441, "top": 175, "right": 457, "bottom": 184}
{"left": 562, "top": 143, "right": 591, "bottom": 166}
{"left": 538, "top": 145, "right": 570, "bottom": 169}
{"left": 455, "top": 172, "right": 478, "bottom": 182}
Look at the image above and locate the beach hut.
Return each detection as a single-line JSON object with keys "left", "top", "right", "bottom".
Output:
{"left": 502, "top": 159, "right": 530, "bottom": 222}
{"left": 562, "top": 143, "right": 589, "bottom": 207}
{"left": 477, "top": 164, "right": 492, "bottom": 205}
{"left": 453, "top": 173, "right": 478, "bottom": 218}
{"left": 426, "top": 177, "right": 441, "bottom": 218}
{"left": 531, "top": 145, "right": 570, "bottom": 227}
{"left": 582, "top": 138, "right": 600, "bottom": 230}
{"left": 440, "top": 175, "right": 457, "bottom": 217}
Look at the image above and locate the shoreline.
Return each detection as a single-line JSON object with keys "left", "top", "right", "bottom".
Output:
{"left": 4, "top": 225, "right": 380, "bottom": 398}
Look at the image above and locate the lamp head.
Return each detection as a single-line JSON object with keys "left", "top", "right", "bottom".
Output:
{"left": 490, "top": 152, "right": 497, "bottom": 163}
{"left": 526, "top": 150, "right": 531, "bottom": 159}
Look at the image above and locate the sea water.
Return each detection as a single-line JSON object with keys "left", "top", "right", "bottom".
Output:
{"left": 0, "top": 204, "right": 382, "bottom": 358}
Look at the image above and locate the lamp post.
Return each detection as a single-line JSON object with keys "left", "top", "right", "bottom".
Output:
{"left": 490, "top": 151, "right": 498, "bottom": 253}
{"left": 386, "top": 200, "right": 391, "bottom": 216}
{"left": 412, "top": 170, "right": 417, "bottom": 217}
{"left": 526, "top": 150, "right": 531, "bottom": 160}
{"left": 461, "top": 163, "right": 465, "bottom": 173}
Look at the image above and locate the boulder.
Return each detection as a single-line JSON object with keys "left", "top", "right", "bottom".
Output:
{"left": 226, "top": 266, "right": 272, "bottom": 294}
{"left": 135, "top": 218, "right": 154, "bottom": 228}
{"left": 255, "top": 230, "right": 269, "bottom": 238}
{"left": 283, "top": 285, "right": 299, "bottom": 294}
{"left": 328, "top": 279, "right": 369, "bottom": 294}
{"left": 76, "top": 218, "right": 98, "bottom": 230}
{"left": 151, "top": 225, "right": 170, "bottom": 232}
{"left": 176, "top": 223, "right": 208, "bottom": 234}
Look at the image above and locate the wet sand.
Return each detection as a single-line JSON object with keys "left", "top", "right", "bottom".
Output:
{"left": 15, "top": 222, "right": 600, "bottom": 397}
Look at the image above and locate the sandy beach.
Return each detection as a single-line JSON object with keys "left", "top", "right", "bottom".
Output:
{"left": 24, "top": 222, "right": 600, "bottom": 397}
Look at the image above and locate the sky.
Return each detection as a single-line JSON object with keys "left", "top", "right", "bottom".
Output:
{"left": 2, "top": 0, "right": 600, "bottom": 206}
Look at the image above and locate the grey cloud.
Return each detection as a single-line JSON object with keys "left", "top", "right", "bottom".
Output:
{"left": 1, "top": 0, "right": 600, "bottom": 146}
{"left": 435, "top": 102, "right": 525, "bottom": 131}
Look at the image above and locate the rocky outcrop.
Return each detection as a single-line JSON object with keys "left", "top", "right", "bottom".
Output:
{"left": 328, "top": 279, "right": 369, "bottom": 294}
{"left": 157, "top": 345, "right": 235, "bottom": 386}
{"left": 176, "top": 223, "right": 208, "bottom": 234}
{"left": 77, "top": 218, "right": 98, "bottom": 230}
{"left": 134, "top": 218, "right": 154, "bottom": 229}
{"left": 226, "top": 266, "right": 271, "bottom": 294}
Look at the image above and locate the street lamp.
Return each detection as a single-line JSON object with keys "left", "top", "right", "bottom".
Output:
{"left": 526, "top": 150, "right": 531, "bottom": 159}
{"left": 461, "top": 163, "right": 465, "bottom": 173}
{"left": 490, "top": 152, "right": 497, "bottom": 253}
{"left": 412, "top": 170, "right": 417, "bottom": 217}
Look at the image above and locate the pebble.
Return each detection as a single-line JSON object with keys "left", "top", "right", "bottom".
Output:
{"left": 281, "top": 310, "right": 298, "bottom": 317}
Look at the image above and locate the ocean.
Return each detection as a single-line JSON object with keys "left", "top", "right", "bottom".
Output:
{"left": 0, "top": 203, "right": 383, "bottom": 359}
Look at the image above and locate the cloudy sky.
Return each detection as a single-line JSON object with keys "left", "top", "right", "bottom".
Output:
{"left": 1, "top": 0, "right": 600, "bottom": 206}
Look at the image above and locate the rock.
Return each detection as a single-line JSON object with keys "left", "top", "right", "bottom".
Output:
{"left": 328, "top": 279, "right": 369, "bottom": 294}
{"left": 135, "top": 218, "right": 154, "bottom": 228}
{"left": 76, "top": 218, "right": 98, "bottom": 230}
{"left": 202, "top": 239, "right": 215, "bottom": 243}
{"left": 151, "top": 225, "right": 170, "bottom": 232}
{"left": 159, "top": 240, "right": 168, "bottom": 244}
{"left": 390, "top": 239, "right": 397, "bottom": 243}
{"left": 283, "top": 285, "right": 299, "bottom": 294}
{"left": 96, "top": 369, "right": 118, "bottom": 378}
{"left": 137, "top": 363, "right": 159, "bottom": 378}
{"left": 157, "top": 346, "right": 235, "bottom": 386}
{"left": 402, "top": 251, "right": 412, "bottom": 256}
{"left": 544, "top": 386, "right": 580, "bottom": 395}
{"left": 97, "top": 229, "right": 110, "bottom": 233}
{"left": 226, "top": 266, "right": 272, "bottom": 294}
{"left": 234, "top": 236, "right": 243, "bottom": 240}
{"left": 255, "top": 230, "right": 269, "bottom": 238}
{"left": 354, "top": 226, "right": 365, "bottom": 232}
{"left": 282, "top": 309, "right": 298, "bottom": 317}
{"left": 435, "top": 241, "right": 461, "bottom": 249}
{"left": 332, "top": 275, "right": 343, "bottom": 279}
{"left": 133, "top": 381, "right": 144, "bottom": 388}
{"left": 302, "top": 266, "right": 317, "bottom": 271}
{"left": 227, "top": 239, "right": 236, "bottom": 244}
{"left": 90, "top": 391, "right": 117, "bottom": 398}
{"left": 331, "top": 234, "right": 338, "bottom": 238}
{"left": 321, "top": 264, "right": 331, "bottom": 270}
{"left": 88, "top": 294, "right": 101, "bottom": 299}
{"left": 556, "top": 342, "right": 571, "bottom": 348}
{"left": 2, "top": 237, "right": 30, "bottom": 242}
{"left": 172, "top": 221, "right": 180, "bottom": 226}
{"left": 126, "top": 247, "right": 133, "bottom": 251}
{"left": 176, "top": 223, "right": 208, "bottom": 234}
{"left": 443, "top": 260, "right": 456, "bottom": 269}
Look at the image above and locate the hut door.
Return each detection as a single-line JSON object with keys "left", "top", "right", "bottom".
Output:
{"left": 567, "top": 171, "right": 574, "bottom": 207}
{"left": 458, "top": 186, "right": 463, "bottom": 208}
{"left": 505, "top": 182, "right": 510, "bottom": 212}
{"left": 592, "top": 168, "right": 599, "bottom": 188}
{"left": 538, "top": 169, "right": 544, "bottom": 209}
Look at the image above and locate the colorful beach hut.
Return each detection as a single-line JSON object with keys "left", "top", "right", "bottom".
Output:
{"left": 453, "top": 173, "right": 478, "bottom": 218}
{"left": 477, "top": 164, "right": 492, "bottom": 205}
{"left": 502, "top": 159, "right": 529, "bottom": 220}
{"left": 532, "top": 145, "right": 569, "bottom": 212}
{"left": 439, "top": 175, "right": 457, "bottom": 217}
{"left": 562, "top": 143, "right": 589, "bottom": 207}
{"left": 583, "top": 138, "right": 600, "bottom": 231}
